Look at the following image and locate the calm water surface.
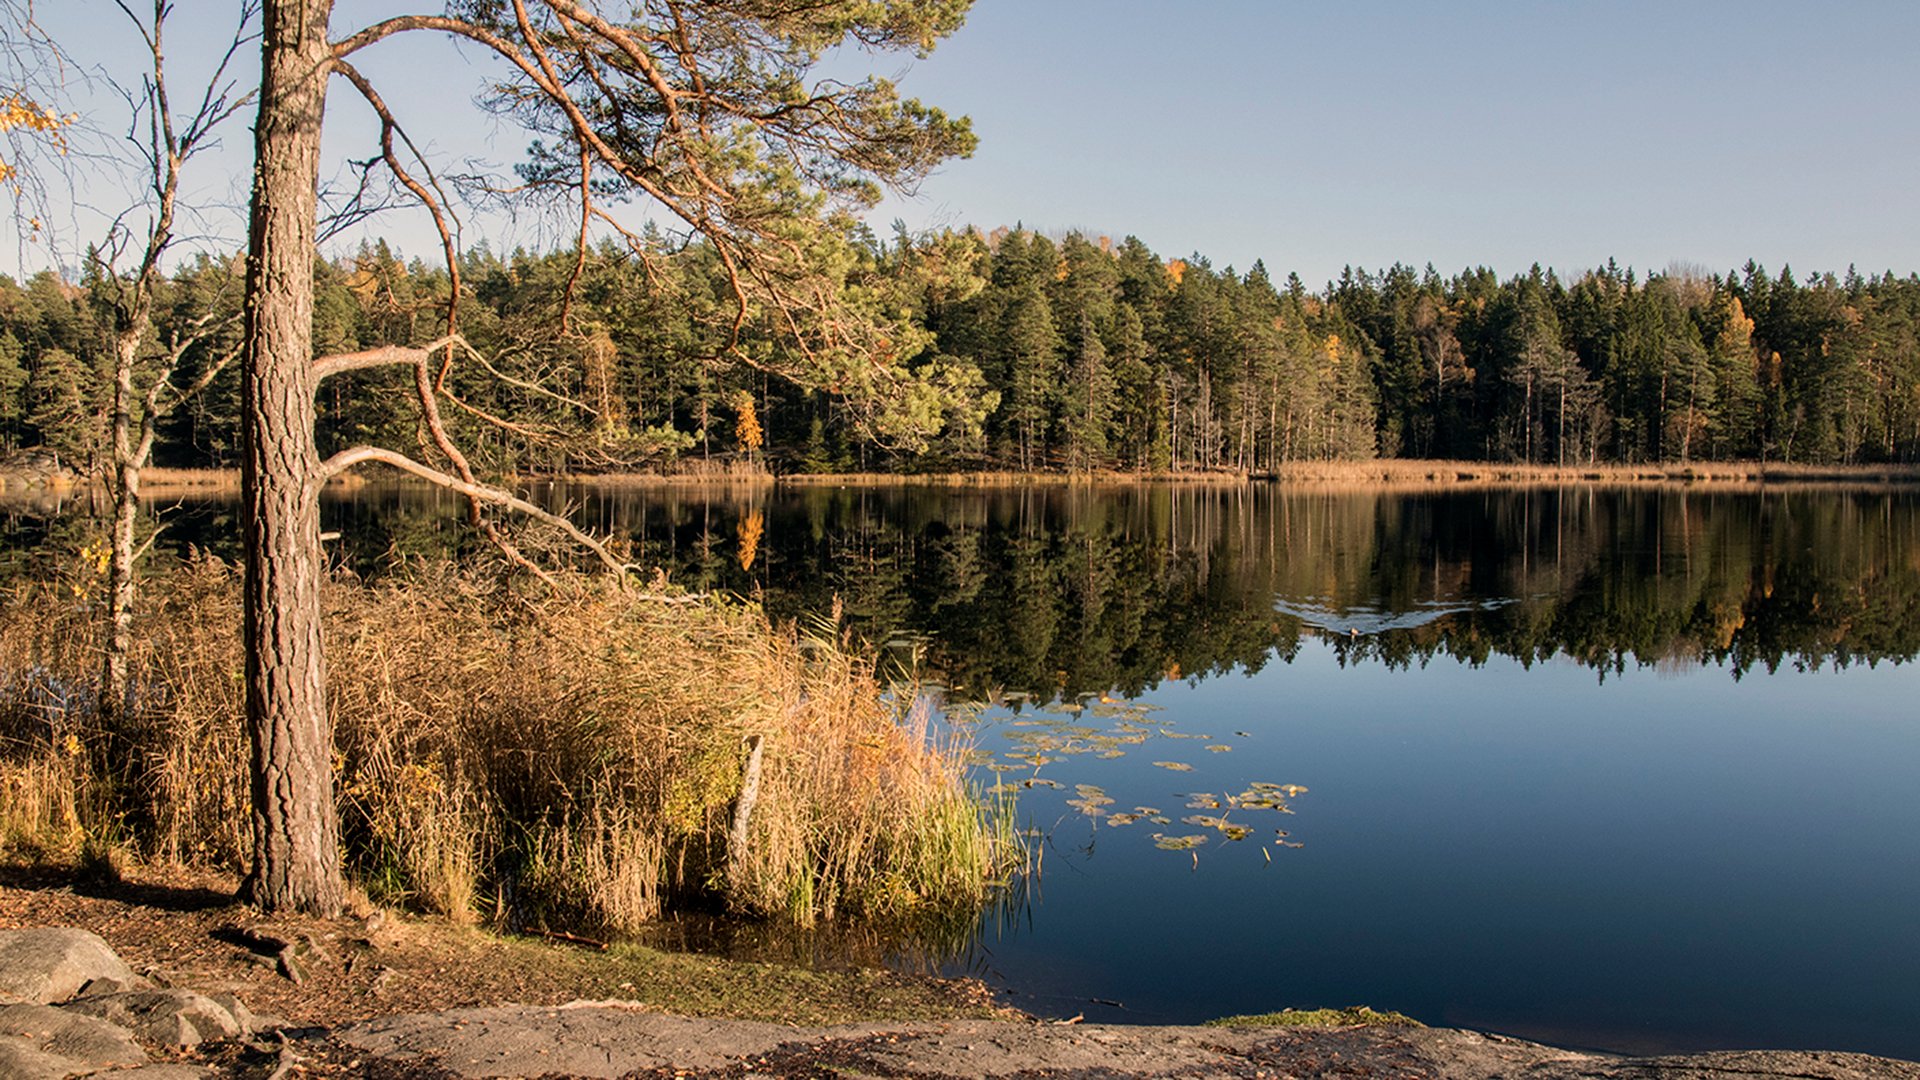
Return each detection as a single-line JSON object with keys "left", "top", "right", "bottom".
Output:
{"left": 7, "top": 481, "right": 1917, "bottom": 1057}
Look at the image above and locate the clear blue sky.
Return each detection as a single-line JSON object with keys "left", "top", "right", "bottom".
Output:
{"left": 15, "top": 0, "right": 1920, "bottom": 286}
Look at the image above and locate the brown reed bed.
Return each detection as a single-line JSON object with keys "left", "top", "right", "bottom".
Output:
{"left": 777, "top": 460, "right": 1920, "bottom": 490}
{"left": 776, "top": 469, "right": 1253, "bottom": 487}
{"left": 0, "top": 556, "right": 1012, "bottom": 936}
{"left": 1255, "top": 458, "right": 1920, "bottom": 492}
{"left": 575, "top": 458, "right": 776, "bottom": 486}
{"left": 138, "top": 467, "right": 242, "bottom": 490}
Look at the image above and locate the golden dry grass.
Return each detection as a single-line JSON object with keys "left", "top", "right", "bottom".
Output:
{"left": 1258, "top": 458, "right": 1920, "bottom": 490}
{"left": 0, "top": 558, "right": 1009, "bottom": 935}
{"left": 777, "top": 469, "right": 1252, "bottom": 487}
{"left": 774, "top": 460, "right": 1920, "bottom": 490}
{"left": 137, "top": 467, "right": 242, "bottom": 489}
{"left": 579, "top": 458, "right": 775, "bottom": 486}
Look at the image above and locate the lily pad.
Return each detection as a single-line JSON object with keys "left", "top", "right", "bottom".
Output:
{"left": 1152, "top": 761, "right": 1194, "bottom": 772}
{"left": 1152, "top": 834, "right": 1209, "bottom": 851}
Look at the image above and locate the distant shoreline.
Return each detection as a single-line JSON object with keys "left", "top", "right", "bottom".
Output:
{"left": 9, "top": 459, "right": 1919, "bottom": 504}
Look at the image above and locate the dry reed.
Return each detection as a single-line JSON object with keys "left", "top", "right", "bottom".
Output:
{"left": 777, "top": 469, "right": 1252, "bottom": 488}
{"left": 1257, "top": 458, "right": 1920, "bottom": 490}
{"left": 0, "top": 557, "right": 1011, "bottom": 935}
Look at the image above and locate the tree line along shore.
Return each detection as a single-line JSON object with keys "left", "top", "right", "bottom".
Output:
{"left": 7, "top": 460, "right": 1917, "bottom": 500}
{"left": 4, "top": 237, "right": 1919, "bottom": 484}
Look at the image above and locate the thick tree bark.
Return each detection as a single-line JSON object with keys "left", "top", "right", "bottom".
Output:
{"left": 237, "top": 0, "right": 342, "bottom": 917}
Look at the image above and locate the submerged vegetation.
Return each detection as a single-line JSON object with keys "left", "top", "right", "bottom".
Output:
{"left": 0, "top": 555, "right": 1015, "bottom": 935}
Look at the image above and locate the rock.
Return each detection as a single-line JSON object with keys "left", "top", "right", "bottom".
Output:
{"left": 0, "top": 448, "right": 76, "bottom": 491}
{"left": 96, "top": 1067, "right": 211, "bottom": 1080}
{"left": 62, "top": 989, "right": 243, "bottom": 1047}
{"left": 77, "top": 974, "right": 152, "bottom": 999}
{"left": 206, "top": 992, "right": 261, "bottom": 1034}
{"left": 336, "top": 1008, "right": 1920, "bottom": 1080}
{"left": 0, "top": 1002, "right": 147, "bottom": 1070}
{"left": 340, "top": 1003, "right": 799, "bottom": 1078}
{"left": 0, "top": 1036, "right": 89, "bottom": 1080}
{"left": 0, "top": 928, "right": 139, "bottom": 1005}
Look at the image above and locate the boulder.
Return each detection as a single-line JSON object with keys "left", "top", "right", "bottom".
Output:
{"left": 0, "top": 447, "right": 75, "bottom": 490}
{"left": 0, "top": 1002, "right": 146, "bottom": 1069}
{"left": 0, "top": 1036, "right": 89, "bottom": 1080}
{"left": 206, "top": 991, "right": 262, "bottom": 1034}
{"left": 62, "top": 989, "right": 243, "bottom": 1047}
{"left": 0, "top": 929, "right": 139, "bottom": 1006}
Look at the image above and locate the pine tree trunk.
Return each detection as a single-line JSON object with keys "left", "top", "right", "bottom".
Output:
{"left": 238, "top": 0, "right": 343, "bottom": 917}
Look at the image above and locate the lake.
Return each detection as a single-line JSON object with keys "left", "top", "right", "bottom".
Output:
{"left": 7, "top": 479, "right": 1918, "bottom": 1058}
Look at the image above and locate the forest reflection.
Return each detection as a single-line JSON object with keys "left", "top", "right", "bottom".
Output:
{"left": 11, "top": 482, "right": 1916, "bottom": 698}
{"left": 367, "top": 483, "right": 1920, "bottom": 696}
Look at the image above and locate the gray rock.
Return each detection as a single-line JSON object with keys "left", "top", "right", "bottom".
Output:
{"left": 0, "top": 1002, "right": 146, "bottom": 1069}
{"left": 337, "top": 1006, "right": 1920, "bottom": 1080}
{"left": 89, "top": 1067, "right": 211, "bottom": 1080}
{"left": 205, "top": 992, "right": 260, "bottom": 1034}
{"left": 0, "top": 1035, "right": 89, "bottom": 1080}
{"left": 341, "top": 1003, "right": 799, "bottom": 1078}
{"left": 76, "top": 974, "right": 152, "bottom": 999}
{"left": 63, "top": 990, "right": 243, "bottom": 1047}
{"left": 0, "top": 928, "right": 138, "bottom": 1006}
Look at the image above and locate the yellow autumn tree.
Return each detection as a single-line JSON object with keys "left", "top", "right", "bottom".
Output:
{"left": 1, "top": 91, "right": 72, "bottom": 220}
{"left": 733, "top": 390, "right": 763, "bottom": 458}
{"left": 737, "top": 508, "right": 764, "bottom": 571}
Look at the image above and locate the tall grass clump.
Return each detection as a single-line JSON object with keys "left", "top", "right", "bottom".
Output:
{"left": 0, "top": 555, "right": 1015, "bottom": 936}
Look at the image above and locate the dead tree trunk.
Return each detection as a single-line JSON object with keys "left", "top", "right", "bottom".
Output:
{"left": 103, "top": 321, "right": 146, "bottom": 717}
{"left": 238, "top": 0, "right": 342, "bottom": 917}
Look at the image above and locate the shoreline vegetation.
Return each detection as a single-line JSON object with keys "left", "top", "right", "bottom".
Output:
{"left": 0, "top": 558, "right": 1017, "bottom": 941}
{"left": 8, "top": 458, "right": 1920, "bottom": 503}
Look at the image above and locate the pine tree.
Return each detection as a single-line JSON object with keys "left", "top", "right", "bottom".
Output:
{"left": 0, "top": 328, "right": 25, "bottom": 449}
{"left": 26, "top": 345, "right": 102, "bottom": 467}
{"left": 1062, "top": 311, "right": 1114, "bottom": 471}
{"left": 1001, "top": 284, "right": 1062, "bottom": 470}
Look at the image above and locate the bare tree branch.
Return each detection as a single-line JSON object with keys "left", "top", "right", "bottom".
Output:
{"left": 317, "top": 444, "right": 627, "bottom": 579}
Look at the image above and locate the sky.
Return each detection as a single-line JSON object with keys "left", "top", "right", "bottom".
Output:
{"left": 11, "top": 0, "right": 1920, "bottom": 287}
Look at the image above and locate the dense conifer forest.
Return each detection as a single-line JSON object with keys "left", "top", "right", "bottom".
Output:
{"left": 5, "top": 227, "right": 1918, "bottom": 475}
